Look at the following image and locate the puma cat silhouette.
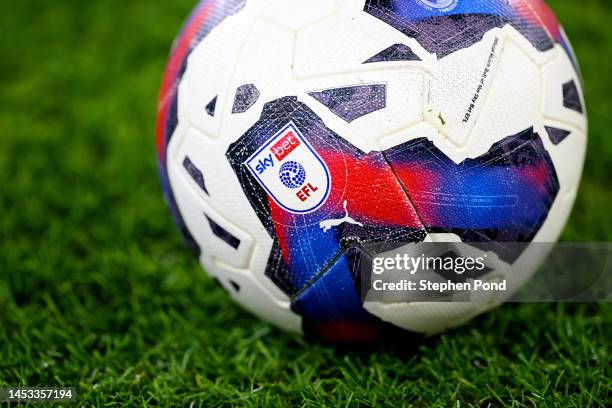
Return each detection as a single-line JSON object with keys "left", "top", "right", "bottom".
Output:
{"left": 319, "top": 201, "right": 364, "bottom": 232}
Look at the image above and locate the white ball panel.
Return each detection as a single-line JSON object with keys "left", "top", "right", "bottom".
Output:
{"left": 294, "top": 8, "right": 432, "bottom": 80}
{"left": 201, "top": 256, "right": 302, "bottom": 334}
{"left": 465, "top": 36, "right": 542, "bottom": 159}
{"left": 251, "top": 0, "right": 340, "bottom": 32}
{"left": 532, "top": 127, "right": 586, "bottom": 244}
{"left": 182, "top": 9, "right": 255, "bottom": 138}
{"left": 364, "top": 302, "right": 497, "bottom": 334}
{"left": 541, "top": 50, "right": 587, "bottom": 131}
{"left": 168, "top": 145, "right": 255, "bottom": 270}
{"left": 427, "top": 30, "right": 503, "bottom": 148}
{"left": 220, "top": 18, "right": 296, "bottom": 142}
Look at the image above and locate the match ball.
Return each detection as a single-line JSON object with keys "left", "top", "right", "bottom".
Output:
{"left": 157, "top": 0, "right": 586, "bottom": 342}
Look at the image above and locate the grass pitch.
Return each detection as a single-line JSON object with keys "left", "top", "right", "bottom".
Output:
{"left": 0, "top": 0, "right": 610, "bottom": 406}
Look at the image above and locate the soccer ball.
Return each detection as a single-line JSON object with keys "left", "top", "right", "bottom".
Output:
{"left": 156, "top": 0, "right": 586, "bottom": 342}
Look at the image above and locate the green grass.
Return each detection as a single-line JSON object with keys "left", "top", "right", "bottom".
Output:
{"left": 0, "top": 0, "right": 610, "bottom": 406}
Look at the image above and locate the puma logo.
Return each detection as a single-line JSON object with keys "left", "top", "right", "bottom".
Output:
{"left": 319, "top": 201, "right": 363, "bottom": 232}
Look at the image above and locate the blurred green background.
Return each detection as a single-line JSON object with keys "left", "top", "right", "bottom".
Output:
{"left": 0, "top": 0, "right": 610, "bottom": 405}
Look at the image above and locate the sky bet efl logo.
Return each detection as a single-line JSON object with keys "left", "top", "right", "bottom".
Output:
{"left": 245, "top": 123, "right": 331, "bottom": 214}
